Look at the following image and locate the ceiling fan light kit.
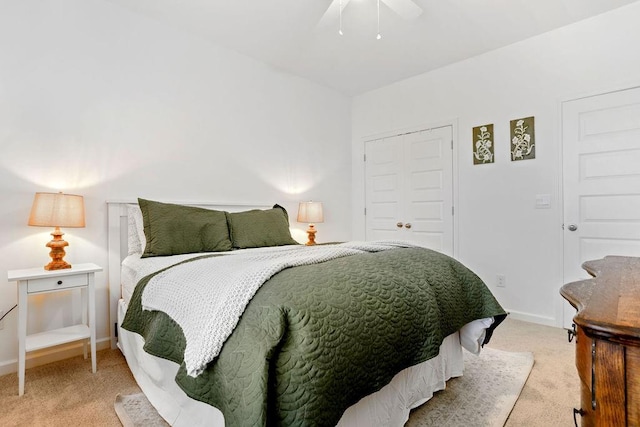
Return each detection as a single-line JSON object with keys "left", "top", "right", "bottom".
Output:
{"left": 335, "top": 0, "right": 421, "bottom": 39}
{"left": 377, "top": 0, "right": 382, "bottom": 40}
{"left": 339, "top": 0, "right": 344, "bottom": 35}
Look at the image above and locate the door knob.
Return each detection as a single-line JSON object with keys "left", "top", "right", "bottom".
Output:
{"left": 405, "top": 223, "right": 412, "bottom": 229}
{"left": 396, "top": 222, "right": 403, "bottom": 228}
{"left": 567, "top": 224, "right": 578, "bottom": 232}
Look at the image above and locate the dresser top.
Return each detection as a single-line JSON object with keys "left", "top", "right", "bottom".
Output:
{"left": 561, "top": 256, "right": 640, "bottom": 344}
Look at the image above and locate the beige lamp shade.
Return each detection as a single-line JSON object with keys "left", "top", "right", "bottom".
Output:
{"left": 28, "top": 192, "right": 86, "bottom": 228}
{"left": 297, "top": 201, "right": 324, "bottom": 224}
{"left": 297, "top": 201, "right": 323, "bottom": 246}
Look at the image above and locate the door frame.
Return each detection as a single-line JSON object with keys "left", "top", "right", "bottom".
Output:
{"left": 358, "top": 119, "right": 459, "bottom": 258}
{"left": 558, "top": 82, "right": 640, "bottom": 328}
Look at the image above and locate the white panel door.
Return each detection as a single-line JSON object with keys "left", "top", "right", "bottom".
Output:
{"left": 562, "top": 86, "right": 640, "bottom": 328}
{"left": 365, "top": 126, "right": 453, "bottom": 255}
{"left": 364, "top": 136, "right": 404, "bottom": 240}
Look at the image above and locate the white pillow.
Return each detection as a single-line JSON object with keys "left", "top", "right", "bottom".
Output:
{"left": 127, "top": 204, "right": 146, "bottom": 255}
{"left": 459, "top": 317, "right": 495, "bottom": 354}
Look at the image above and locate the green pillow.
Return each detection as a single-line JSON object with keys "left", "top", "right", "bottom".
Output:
{"left": 139, "top": 198, "right": 232, "bottom": 257}
{"left": 228, "top": 204, "right": 299, "bottom": 249}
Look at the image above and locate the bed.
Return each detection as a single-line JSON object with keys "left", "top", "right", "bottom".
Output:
{"left": 107, "top": 199, "right": 506, "bottom": 427}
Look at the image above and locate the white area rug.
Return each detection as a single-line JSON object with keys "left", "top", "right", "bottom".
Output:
{"left": 406, "top": 347, "right": 534, "bottom": 427}
{"left": 114, "top": 347, "right": 533, "bottom": 427}
{"left": 114, "top": 392, "right": 169, "bottom": 427}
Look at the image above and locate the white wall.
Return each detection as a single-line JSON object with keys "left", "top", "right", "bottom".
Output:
{"left": 0, "top": 0, "right": 351, "bottom": 373}
{"left": 352, "top": 2, "right": 640, "bottom": 326}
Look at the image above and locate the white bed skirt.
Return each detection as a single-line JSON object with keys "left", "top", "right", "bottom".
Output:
{"left": 117, "top": 300, "right": 489, "bottom": 426}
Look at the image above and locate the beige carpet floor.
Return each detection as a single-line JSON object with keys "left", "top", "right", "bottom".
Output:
{"left": 0, "top": 348, "right": 139, "bottom": 426}
{"left": 487, "top": 318, "right": 580, "bottom": 426}
{"left": 0, "top": 318, "right": 579, "bottom": 426}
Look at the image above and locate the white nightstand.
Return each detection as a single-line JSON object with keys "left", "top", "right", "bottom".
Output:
{"left": 7, "top": 263, "right": 102, "bottom": 396}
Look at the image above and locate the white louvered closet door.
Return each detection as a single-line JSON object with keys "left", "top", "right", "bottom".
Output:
{"left": 365, "top": 126, "right": 454, "bottom": 255}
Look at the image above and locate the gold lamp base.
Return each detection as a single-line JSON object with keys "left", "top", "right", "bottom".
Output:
{"left": 44, "top": 227, "right": 72, "bottom": 270}
{"left": 305, "top": 224, "right": 318, "bottom": 246}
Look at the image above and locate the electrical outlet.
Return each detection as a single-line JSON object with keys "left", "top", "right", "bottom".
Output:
{"left": 0, "top": 310, "right": 4, "bottom": 330}
{"left": 496, "top": 275, "right": 506, "bottom": 288}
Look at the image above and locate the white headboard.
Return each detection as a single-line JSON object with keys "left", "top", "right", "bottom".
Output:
{"left": 106, "top": 200, "right": 273, "bottom": 349}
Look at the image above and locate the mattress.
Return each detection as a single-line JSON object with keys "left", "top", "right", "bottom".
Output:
{"left": 121, "top": 252, "right": 216, "bottom": 305}
{"left": 119, "top": 249, "right": 496, "bottom": 425}
{"left": 118, "top": 299, "right": 489, "bottom": 427}
{"left": 120, "top": 247, "right": 305, "bottom": 306}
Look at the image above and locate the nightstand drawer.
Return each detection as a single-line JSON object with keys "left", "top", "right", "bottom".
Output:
{"left": 27, "top": 273, "right": 88, "bottom": 293}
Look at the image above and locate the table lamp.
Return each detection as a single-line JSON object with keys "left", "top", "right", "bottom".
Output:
{"left": 297, "top": 201, "right": 324, "bottom": 246}
{"left": 28, "top": 192, "right": 85, "bottom": 270}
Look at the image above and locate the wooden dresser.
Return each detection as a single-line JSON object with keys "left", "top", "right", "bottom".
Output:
{"left": 561, "top": 256, "right": 640, "bottom": 427}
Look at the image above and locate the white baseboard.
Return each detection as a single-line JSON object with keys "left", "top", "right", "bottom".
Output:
{"left": 0, "top": 311, "right": 561, "bottom": 377}
{"left": 505, "top": 309, "right": 559, "bottom": 328}
{"left": 0, "top": 337, "right": 112, "bottom": 377}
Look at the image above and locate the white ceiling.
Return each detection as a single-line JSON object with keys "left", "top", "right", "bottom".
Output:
{"left": 104, "top": 0, "right": 639, "bottom": 96}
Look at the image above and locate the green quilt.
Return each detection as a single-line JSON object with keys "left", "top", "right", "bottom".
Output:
{"left": 122, "top": 247, "right": 506, "bottom": 426}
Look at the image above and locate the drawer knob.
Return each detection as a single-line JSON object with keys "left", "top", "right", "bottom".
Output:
{"left": 57, "top": 280, "right": 63, "bottom": 285}
{"left": 567, "top": 323, "right": 577, "bottom": 342}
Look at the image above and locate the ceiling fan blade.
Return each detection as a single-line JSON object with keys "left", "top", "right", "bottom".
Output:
{"left": 381, "top": 0, "right": 423, "bottom": 20}
{"left": 317, "top": 0, "right": 352, "bottom": 29}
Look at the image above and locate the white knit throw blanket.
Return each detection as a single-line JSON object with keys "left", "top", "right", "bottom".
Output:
{"left": 141, "top": 241, "right": 415, "bottom": 377}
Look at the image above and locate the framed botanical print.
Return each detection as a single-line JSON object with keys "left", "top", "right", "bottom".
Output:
{"left": 473, "top": 124, "right": 494, "bottom": 164}
{"left": 510, "top": 116, "right": 535, "bottom": 161}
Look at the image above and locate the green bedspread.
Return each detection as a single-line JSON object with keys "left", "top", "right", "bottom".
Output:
{"left": 122, "top": 246, "right": 506, "bottom": 427}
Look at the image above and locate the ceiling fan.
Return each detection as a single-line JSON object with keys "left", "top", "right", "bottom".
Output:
{"left": 317, "top": 0, "right": 423, "bottom": 29}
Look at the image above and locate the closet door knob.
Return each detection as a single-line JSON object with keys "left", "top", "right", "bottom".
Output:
{"left": 396, "top": 222, "right": 403, "bottom": 228}
{"left": 405, "top": 223, "right": 412, "bottom": 229}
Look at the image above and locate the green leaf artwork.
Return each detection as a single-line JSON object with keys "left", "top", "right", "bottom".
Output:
{"left": 473, "top": 124, "right": 494, "bottom": 165}
{"left": 510, "top": 116, "right": 535, "bottom": 161}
